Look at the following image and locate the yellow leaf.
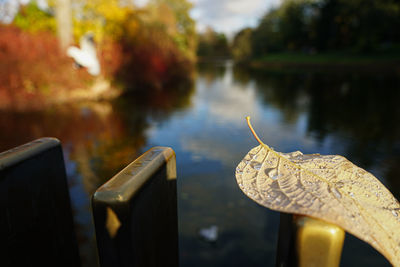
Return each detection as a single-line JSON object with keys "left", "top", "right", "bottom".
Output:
{"left": 236, "top": 117, "right": 400, "bottom": 266}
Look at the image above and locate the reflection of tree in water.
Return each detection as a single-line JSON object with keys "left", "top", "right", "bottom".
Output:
{"left": 0, "top": 78, "right": 195, "bottom": 192}
{"left": 240, "top": 66, "right": 400, "bottom": 197}
{"left": 74, "top": 105, "right": 148, "bottom": 194}
{"left": 0, "top": 79, "right": 194, "bottom": 266}
{"left": 79, "top": 82, "right": 194, "bottom": 190}
{"left": 0, "top": 102, "right": 146, "bottom": 193}
{"left": 307, "top": 74, "right": 400, "bottom": 156}
{"left": 232, "top": 65, "right": 252, "bottom": 87}
{"left": 235, "top": 66, "right": 309, "bottom": 122}
{"left": 305, "top": 73, "right": 400, "bottom": 197}
{"left": 196, "top": 62, "right": 227, "bottom": 85}
{"left": 120, "top": 78, "right": 195, "bottom": 120}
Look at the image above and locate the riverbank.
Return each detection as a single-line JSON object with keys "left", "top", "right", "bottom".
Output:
{"left": 0, "top": 77, "right": 121, "bottom": 111}
{"left": 247, "top": 53, "right": 400, "bottom": 73}
{"left": 0, "top": 24, "right": 195, "bottom": 112}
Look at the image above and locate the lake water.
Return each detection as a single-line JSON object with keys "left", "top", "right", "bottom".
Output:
{"left": 1, "top": 61, "right": 399, "bottom": 266}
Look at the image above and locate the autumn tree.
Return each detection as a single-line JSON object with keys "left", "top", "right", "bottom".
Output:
{"left": 147, "top": 0, "right": 197, "bottom": 60}
{"left": 7, "top": 0, "right": 197, "bottom": 94}
{"left": 70, "top": 0, "right": 133, "bottom": 43}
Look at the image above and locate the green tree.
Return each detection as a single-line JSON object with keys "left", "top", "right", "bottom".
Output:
{"left": 314, "top": 0, "right": 400, "bottom": 52}
{"left": 247, "top": 0, "right": 400, "bottom": 57}
{"left": 279, "top": 0, "right": 315, "bottom": 51}
{"left": 197, "top": 27, "right": 230, "bottom": 58}
{"left": 231, "top": 28, "right": 253, "bottom": 62}
{"left": 251, "top": 8, "right": 283, "bottom": 56}
{"left": 13, "top": 2, "right": 56, "bottom": 33}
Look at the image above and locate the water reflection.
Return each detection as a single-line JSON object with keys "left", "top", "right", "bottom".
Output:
{"left": 0, "top": 61, "right": 399, "bottom": 266}
{"left": 0, "top": 80, "right": 194, "bottom": 266}
{"left": 245, "top": 68, "right": 400, "bottom": 198}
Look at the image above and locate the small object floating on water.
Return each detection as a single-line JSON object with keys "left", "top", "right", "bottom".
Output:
{"left": 236, "top": 116, "right": 400, "bottom": 266}
{"left": 67, "top": 32, "right": 100, "bottom": 76}
{"left": 198, "top": 225, "right": 218, "bottom": 243}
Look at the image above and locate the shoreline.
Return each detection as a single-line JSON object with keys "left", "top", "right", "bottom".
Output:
{"left": 0, "top": 77, "right": 121, "bottom": 112}
{"left": 244, "top": 53, "right": 400, "bottom": 73}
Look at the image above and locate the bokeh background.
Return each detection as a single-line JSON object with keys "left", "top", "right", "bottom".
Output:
{"left": 1, "top": 0, "right": 400, "bottom": 266}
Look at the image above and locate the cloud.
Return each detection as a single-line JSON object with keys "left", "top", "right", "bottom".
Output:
{"left": 176, "top": 63, "right": 316, "bottom": 166}
{"left": 195, "top": 66, "right": 260, "bottom": 125}
{"left": 190, "top": 0, "right": 280, "bottom": 36}
{"left": 133, "top": 0, "right": 280, "bottom": 36}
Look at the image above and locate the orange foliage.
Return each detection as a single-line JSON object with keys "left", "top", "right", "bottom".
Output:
{"left": 0, "top": 22, "right": 194, "bottom": 109}
{"left": 0, "top": 25, "right": 93, "bottom": 109}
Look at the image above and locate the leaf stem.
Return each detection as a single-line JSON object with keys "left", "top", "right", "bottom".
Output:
{"left": 246, "top": 116, "right": 266, "bottom": 146}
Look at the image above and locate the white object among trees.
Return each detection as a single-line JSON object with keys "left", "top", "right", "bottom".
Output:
{"left": 67, "top": 33, "right": 100, "bottom": 76}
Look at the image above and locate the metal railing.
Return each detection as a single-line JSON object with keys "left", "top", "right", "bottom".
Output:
{"left": 0, "top": 138, "right": 80, "bottom": 266}
{"left": 92, "top": 147, "right": 178, "bottom": 267}
{"left": 276, "top": 213, "right": 345, "bottom": 267}
{"left": 0, "top": 138, "right": 345, "bottom": 267}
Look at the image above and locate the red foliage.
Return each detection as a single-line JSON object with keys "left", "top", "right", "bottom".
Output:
{"left": 0, "top": 25, "right": 93, "bottom": 109}
{"left": 0, "top": 24, "right": 194, "bottom": 110}
{"left": 99, "top": 39, "right": 124, "bottom": 79}
{"left": 115, "top": 29, "right": 194, "bottom": 91}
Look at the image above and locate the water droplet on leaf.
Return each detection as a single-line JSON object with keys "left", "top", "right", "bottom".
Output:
{"left": 251, "top": 162, "right": 262, "bottom": 171}
{"left": 329, "top": 186, "right": 342, "bottom": 199}
{"left": 266, "top": 168, "right": 279, "bottom": 180}
{"left": 236, "top": 117, "right": 400, "bottom": 266}
{"left": 336, "top": 181, "right": 344, "bottom": 188}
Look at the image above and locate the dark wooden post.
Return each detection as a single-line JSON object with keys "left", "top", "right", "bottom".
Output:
{"left": 92, "top": 147, "right": 178, "bottom": 267}
{"left": 0, "top": 138, "right": 80, "bottom": 266}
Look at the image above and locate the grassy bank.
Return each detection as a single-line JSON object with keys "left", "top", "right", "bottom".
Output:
{"left": 249, "top": 52, "right": 400, "bottom": 72}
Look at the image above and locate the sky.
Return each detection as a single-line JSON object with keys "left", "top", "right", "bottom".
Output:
{"left": 0, "top": 0, "right": 281, "bottom": 36}
{"left": 137, "top": 0, "right": 281, "bottom": 36}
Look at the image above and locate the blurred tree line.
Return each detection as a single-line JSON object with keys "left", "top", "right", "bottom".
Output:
{"left": 197, "top": 26, "right": 230, "bottom": 59}
{"left": 232, "top": 0, "right": 400, "bottom": 62}
{"left": 0, "top": 0, "right": 196, "bottom": 107}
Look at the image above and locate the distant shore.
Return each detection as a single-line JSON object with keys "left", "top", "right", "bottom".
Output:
{"left": 247, "top": 53, "right": 400, "bottom": 72}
